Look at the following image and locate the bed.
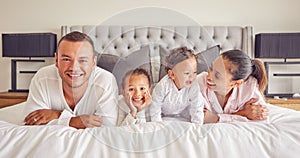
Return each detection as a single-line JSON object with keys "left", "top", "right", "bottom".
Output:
{"left": 0, "top": 25, "right": 299, "bottom": 157}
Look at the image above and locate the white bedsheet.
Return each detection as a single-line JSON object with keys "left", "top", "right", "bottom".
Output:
{"left": 0, "top": 103, "right": 299, "bottom": 158}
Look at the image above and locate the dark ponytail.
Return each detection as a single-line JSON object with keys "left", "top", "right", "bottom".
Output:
{"left": 251, "top": 59, "right": 268, "bottom": 93}
{"left": 221, "top": 50, "right": 267, "bottom": 93}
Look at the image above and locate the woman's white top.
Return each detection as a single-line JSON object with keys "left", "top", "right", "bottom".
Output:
{"left": 197, "top": 72, "right": 268, "bottom": 122}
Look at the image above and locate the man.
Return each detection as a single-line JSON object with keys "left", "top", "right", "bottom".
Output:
{"left": 24, "top": 31, "right": 118, "bottom": 129}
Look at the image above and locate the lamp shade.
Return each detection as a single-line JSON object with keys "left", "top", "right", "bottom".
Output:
{"left": 255, "top": 33, "right": 300, "bottom": 58}
{"left": 2, "top": 33, "right": 57, "bottom": 57}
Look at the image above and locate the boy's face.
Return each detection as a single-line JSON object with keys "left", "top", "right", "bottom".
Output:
{"left": 168, "top": 57, "right": 197, "bottom": 90}
{"left": 122, "top": 74, "right": 151, "bottom": 106}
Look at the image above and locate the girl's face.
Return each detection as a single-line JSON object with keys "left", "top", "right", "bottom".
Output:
{"left": 207, "top": 56, "right": 242, "bottom": 95}
{"left": 122, "top": 74, "right": 151, "bottom": 106}
{"left": 168, "top": 57, "right": 197, "bottom": 90}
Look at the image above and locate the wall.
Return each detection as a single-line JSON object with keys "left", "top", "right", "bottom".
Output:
{"left": 1, "top": 0, "right": 300, "bottom": 92}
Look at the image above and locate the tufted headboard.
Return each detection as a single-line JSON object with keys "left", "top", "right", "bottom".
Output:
{"left": 61, "top": 25, "right": 253, "bottom": 82}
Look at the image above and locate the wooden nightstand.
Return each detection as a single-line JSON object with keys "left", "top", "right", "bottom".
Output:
{"left": 266, "top": 97, "right": 300, "bottom": 111}
{"left": 0, "top": 92, "right": 28, "bottom": 109}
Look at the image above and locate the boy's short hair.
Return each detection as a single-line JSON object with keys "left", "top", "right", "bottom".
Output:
{"left": 165, "top": 46, "right": 196, "bottom": 72}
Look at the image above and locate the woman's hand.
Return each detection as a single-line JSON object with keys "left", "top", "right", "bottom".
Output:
{"left": 203, "top": 109, "right": 219, "bottom": 123}
{"left": 235, "top": 98, "right": 269, "bottom": 120}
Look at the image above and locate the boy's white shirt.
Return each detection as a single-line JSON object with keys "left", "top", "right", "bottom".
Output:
{"left": 150, "top": 75, "right": 204, "bottom": 124}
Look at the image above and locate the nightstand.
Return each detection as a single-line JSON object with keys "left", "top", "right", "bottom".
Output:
{"left": 266, "top": 97, "right": 300, "bottom": 111}
{"left": 0, "top": 92, "right": 28, "bottom": 109}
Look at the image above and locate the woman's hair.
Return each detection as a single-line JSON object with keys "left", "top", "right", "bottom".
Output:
{"left": 57, "top": 31, "right": 96, "bottom": 56}
{"left": 121, "top": 68, "right": 152, "bottom": 89}
{"left": 221, "top": 50, "right": 267, "bottom": 93}
{"left": 165, "top": 46, "right": 196, "bottom": 72}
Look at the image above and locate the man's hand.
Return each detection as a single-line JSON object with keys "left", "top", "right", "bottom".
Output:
{"left": 24, "top": 109, "right": 62, "bottom": 125}
{"left": 235, "top": 98, "right": 269, "bottom": 120}
{"left": 69, "top": 115, "right": 102, "bottom": 129}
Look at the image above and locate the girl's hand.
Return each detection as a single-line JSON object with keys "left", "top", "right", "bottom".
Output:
{"left": 127, "top": 94, "right": 138, "bottom": 118}
{"left": 136, "top": 89, "right": 152, "bottom": 112}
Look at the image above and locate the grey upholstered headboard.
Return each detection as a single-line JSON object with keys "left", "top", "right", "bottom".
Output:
{"left": 61, "top": 25, "right": 253, "bottom": 82}
{"left": 61, "top": 25, "right": 253, "bottom": 56}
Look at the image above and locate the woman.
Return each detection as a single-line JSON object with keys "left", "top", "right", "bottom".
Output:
{"left": 197, "top": 50, "right": 269, "bottom": 123}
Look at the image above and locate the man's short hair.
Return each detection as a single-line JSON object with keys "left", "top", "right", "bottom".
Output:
{"left": 57, "top": 31, "right": 96, "bottom": 56}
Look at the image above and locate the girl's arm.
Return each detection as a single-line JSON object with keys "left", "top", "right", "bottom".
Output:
{"left": 117, "top": 108, "right": 146, "bottom": 126}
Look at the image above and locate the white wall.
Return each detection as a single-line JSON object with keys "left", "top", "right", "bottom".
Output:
{"left": 1, "top": 0, "right": 300, "bottom": 92}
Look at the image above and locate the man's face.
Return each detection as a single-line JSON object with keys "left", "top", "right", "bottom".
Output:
{"left": 55, "top": 40, "right": 96, "bottom": 89}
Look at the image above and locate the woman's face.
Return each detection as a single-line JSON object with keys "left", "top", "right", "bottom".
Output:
{"left": 168, "top": 57, "right": 197, "bottom": 90}
{"left": 122, "top": 74, "right": 151, "bottom": 106}
{"left": 206, "top": 56, "right": 238, "bottom": 95}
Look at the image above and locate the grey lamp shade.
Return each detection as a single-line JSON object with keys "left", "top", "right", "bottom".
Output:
{"left": 255, "top": 33, "right": 300, "bottom": 58}
{"left": 2, "top": 33, "right": 57, "bottom": 57}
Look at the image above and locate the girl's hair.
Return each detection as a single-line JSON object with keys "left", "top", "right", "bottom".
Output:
{"left": 165, "top": 46, "right": 196, "bottom": 72}
{"left": 121, "top": 68, "right": 152, "bottom": 89}
{"left": 221, "top": 50, "right": 267, "bottom": 93}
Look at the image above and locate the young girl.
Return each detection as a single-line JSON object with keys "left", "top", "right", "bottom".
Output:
{"left": 117, "top": 68, "right": 152, "bottom": 126}
{"left": 150, "top": 46, "right": 204, "bottom": 124}
{"left": 197, "top": 49, "right": 269, "bottom": 123}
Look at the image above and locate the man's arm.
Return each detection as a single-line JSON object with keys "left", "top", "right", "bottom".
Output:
{"left": 93, "top": 73, "right": 119, "bottom": 126}
{"left": 69, "top": 115, "right": 102, "bottom": 129}
{"left": 24, "top": 109, "right": 61, "bottom": 125}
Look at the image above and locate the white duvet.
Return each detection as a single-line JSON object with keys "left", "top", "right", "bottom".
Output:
{"left": 0, "top": 103, "right": 299, "bottom": 158}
